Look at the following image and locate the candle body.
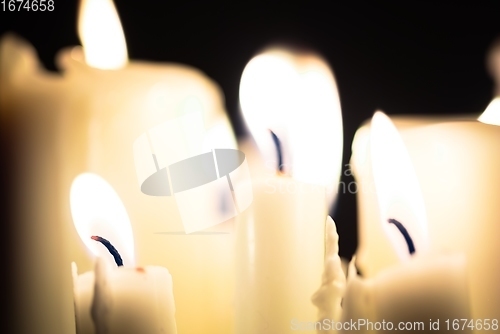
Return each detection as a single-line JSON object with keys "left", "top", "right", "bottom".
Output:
{"left": 0, "top": 34, "right": 75, "bottom": 334}
{"left": 341, "top": 253, "right": 471, "bottom": 334}
{"left": 235, "top": 177, "right": 326, "bottom": 334}
{"left": 72, "top": 260, "right": 177, "bottom": 334}
{"left": 399, "top": 121, "right": 500, "bottom": 323}
{"left": 351, "top": 117, "right": 500, "bottom": 323}
{"left": 1, "top": 33, "right": 239, "bottom": 334}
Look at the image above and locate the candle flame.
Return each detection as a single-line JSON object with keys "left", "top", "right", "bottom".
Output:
{"left": 478, "top": 97, "right": 500, "bottom": 126}
{"left": 70, "top": 173, "right": 135, "bottom": 266}
{"left": 239, "top": 48, "right": 343, "bottom": 204}
{"left": 370, "top": 111, "right": 429, "bottom": 260}
{"left": 78, "top": 0, "right": 128, "bottom": 69}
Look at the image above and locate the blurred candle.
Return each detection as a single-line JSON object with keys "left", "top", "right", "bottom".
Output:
{"left": 60, "top": 1, "right": 240, "bottom": 333}
{"left": 70, "top": 173, "right": 177, "bottom": 334}
{"left": 0, "top": 0, "right": 239, "bottom": 332}
{"left": 0, "top": 34, "right": 73, "bottom": 334}
{"left": 235, "top": 47, "right": 343, "bottom": 333}
{"left": 353, "top": 111, "right": 500, "bottom": 330}
{"left": 342, "top": 112, "right": 471, "bottom": 333}
{"left": 350, "top": 113, "right": 475, "bottom": 277}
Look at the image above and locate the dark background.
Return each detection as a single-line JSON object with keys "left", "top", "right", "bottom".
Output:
{"left": 2, "top": 0, "right": 500, "bottom": 259}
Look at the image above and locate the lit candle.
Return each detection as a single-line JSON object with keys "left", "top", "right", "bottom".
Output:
{"left": 0, "top": 0, "right": 240, "bottom": 332}
{"left": 352, "top": 40, "right": 500, "bottom": 279}
{"left": 350, "top": 114, "right": 472, "bottom": 277}
{"left": 71, "top": 173, "right": 177, "bottom": 334}
{"left": 341, "top": 112, "right": 471, "bottom": 333}
{"left": 352, "top": 106, "right": 500, "bottom": 323}
{"left": 64, "top": 1, "right": 239, "bottom": 330}
{"left": 67, "top": 0, "right": 240, "bottom": 328}
{"left": 235, "top": 47, "right": 343, "bottom": 333}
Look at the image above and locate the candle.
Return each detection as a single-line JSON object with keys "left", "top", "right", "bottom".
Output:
{"left": 64, "top": 0, "right": 241, "bottom": 329}
{"left": 398, "top": 120, "right": 500, "bottom": 323}
{"left": 350, "top": 114, "right": 477, "bottom": 277}
{"left": 351, "top": 39, "right": 500, "bottom": 295}
{"left": 0, "top": 0, "right": 242, "bottom": 332}
{"left": 0, "top": 34, "right": 75, "bottom": 333}
{"left": 235, "top": 47, "right": 343, "bottom": 333}
{"left": 342, "top": 253, "right": 470, "bottom": 333}
{"left": 352, "top": 107, "right": 500, "bottom": 323}
{"left": 341, "top": 112, "right": 471, "bottom": 333}
{"left": 71, "top": 172, "right": 177, "bottom": 334}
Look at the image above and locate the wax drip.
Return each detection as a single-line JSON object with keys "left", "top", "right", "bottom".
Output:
{"left": 91, "top": 236, "right": 124, "bottom": 266}
{"left": 388, "top": 218, "right": 415, "bottom": 254}
{"left": 269, "top": 130, "right": 283, "bottom": 172}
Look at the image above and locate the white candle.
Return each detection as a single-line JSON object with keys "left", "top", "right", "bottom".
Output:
{"left": 1, "top": 0, "right": 239, "bottom": 330}
{"left": 71, "top": 173, "right": 177, "bottom": 334}
{"left": 397, "top": 119, "right": 500, "bottom": 323}
{"left": 235, "top": 47, "right": 343, "bottom": 333}
{"left": 341, "top": 112, "right": 471, "bottom": 333}
{"left": 0, "top": 34, "right": 75, "bottom": 334}
{"left": 342, "top": 253, "right": 470, "bottom": 333}
{"left": 352, "top": 107, "right": 500, "bottom": 321}
{"left": 351, "top": 114, "right": 474, "bottom": 277}
{"left": 351, "top": 40, "right": 500, "bottom": 276}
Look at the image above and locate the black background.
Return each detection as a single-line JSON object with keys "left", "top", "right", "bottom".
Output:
{"left": 2, "top": 0, "right": 500, "bottom": 259}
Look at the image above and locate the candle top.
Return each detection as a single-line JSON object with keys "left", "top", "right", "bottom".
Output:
{"left": 370, "top": 111, "right": 429, "bottom": 260}
{"left": 239, "top": 47, "right": 343, "bottom": 205}
{"left": 70, "top": 173, "right": 135, "bottom": 266}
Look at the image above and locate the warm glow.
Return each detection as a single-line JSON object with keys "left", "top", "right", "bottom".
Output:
{"left": 478, "top": 97, "right": 500, "bottom": 126}
{"left": 78, "top": 0, "right": 128, "bottom": 69}
{"left": 239, "top": 48, "right": 343, "bottom": 204}
{"left": 371, "top": 111, "right": 429, "bottom": 260}
{"left": 70, "top": 173, "right": 135, "bottom": 266}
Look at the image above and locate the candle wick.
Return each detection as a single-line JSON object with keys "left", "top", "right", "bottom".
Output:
{"left": 269, "top": 130, "right": 284, "bottom": 173}
{"left": 91, "top": 236, "right": 124, "bottom": 266}
{"left": 387, "top": 219, "right": 416, "bottom": 255}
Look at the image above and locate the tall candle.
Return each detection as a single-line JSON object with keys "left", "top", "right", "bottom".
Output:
{"left": 0, "top": 0, "right": 241, "bottom": 332}
{"left": 0, "top": 34, "right": 74, "bottom": 334}
{"left": 235, "top": 47, "right": 343, "bottom": 333}
{"left": 61, "top": 1, "right": 242, "bottom": 333}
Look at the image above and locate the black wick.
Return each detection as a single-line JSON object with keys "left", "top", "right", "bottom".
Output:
{"left": 269, "top": 130, "right": 284, "bottom": 172}
{"left": 388, "top": 219, "right": 416, "bottom": 255}
{"left": 91, "top": 236, "right": 124, "bottom": 267}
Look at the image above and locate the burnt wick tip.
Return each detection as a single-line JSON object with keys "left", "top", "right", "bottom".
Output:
{"left": 388, "top": 219, "right": 416, "bottom": 255}
{"left": 91, "top": 235, "right": 124, "bottom": 267}
{"left": 269, "top": 130, "right": 284, "bottom": 173}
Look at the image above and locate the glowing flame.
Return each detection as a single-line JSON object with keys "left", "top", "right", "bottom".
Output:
{"left": 478, "top": 97, "right": 500, "bottom": 126}
{"left": 370, "top": 111, "right": 429, "bottom": 260}
{"left": 78, "top": 0, "right": 128, "bottom": 69}
{"left": 70, "top": 173, "right": 135, "bottom": 266}
{"left": 239, "top": 48, "right": 343, "bottom": 204}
